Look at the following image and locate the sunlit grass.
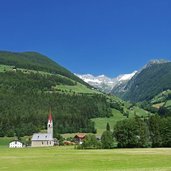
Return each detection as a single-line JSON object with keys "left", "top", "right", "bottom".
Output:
{"left": 0, "top": 147, "right": 170, "bottom": 171}
{"left": 92, "top": 109, "right": 126, "bottom": 135}
{"left": 56, "top": 83, "right": 101, "bottom": 94}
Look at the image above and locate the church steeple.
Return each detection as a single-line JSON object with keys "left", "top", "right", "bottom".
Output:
{"left": 47, "top": 108, "right": 53, "bottom": 138}
{"left": 48, "top": 112, "right": 52, "bottom": 123}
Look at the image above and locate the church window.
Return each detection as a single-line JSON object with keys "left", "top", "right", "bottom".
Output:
{"left": 42, "top": 141, "right": 43, "bottom": 145}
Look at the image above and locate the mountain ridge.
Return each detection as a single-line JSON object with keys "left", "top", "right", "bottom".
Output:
{"left": 112, "top": 59, "right": 171, "bottom": 102}
{"left": 75, "top": 71, "right": 137, "bottom": 93}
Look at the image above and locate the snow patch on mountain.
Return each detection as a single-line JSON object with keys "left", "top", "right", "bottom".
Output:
{"left": 75, "top": 71, "right": 137, "bottom": 93}
{"left": 117, "top": 71, "right": 137, "bottom": 81}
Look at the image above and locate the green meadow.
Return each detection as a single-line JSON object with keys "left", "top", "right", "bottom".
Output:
{"left": 92, "top": 109, "right": 126, "bottom": 135}
{"left": 92, "top": 106, "right": 150, "bottom": 136}
{"left": 56, "top": 83, "right": 100, "bottom": 94}
{"left": 0, "top": 147, "right": 171, "bottom": 171}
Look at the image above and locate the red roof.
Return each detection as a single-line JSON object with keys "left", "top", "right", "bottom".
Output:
{"left": 48, "top": 110, "right": 52, "bottom": 122}
{"left": 74, "top": 133, "right": 86, "bottom": 139}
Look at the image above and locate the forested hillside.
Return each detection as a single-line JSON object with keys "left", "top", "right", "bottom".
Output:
{"left": 0, "top": 51, "right": 89, "bottom": 86}
{"left": 112, "top": 61, "right": 171, "bottom": 102}
{"left": 0, "top": 51, "right": 161, "bottom": 139}
{"left": 0, "top": 51, "right": 113, "bottom": 137}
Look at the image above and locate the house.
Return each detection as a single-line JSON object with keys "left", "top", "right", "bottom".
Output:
{"left": 9, "top": 141, "right": 23, "bottom": 148}
{"left": 31, "top": 111, "right": 54, "bottom": 147}
{"left": 74, "top": 133, "right": 86, "bottom": 144}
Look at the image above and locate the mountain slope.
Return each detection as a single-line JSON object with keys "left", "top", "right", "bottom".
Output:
{"left": 0, "top": 51, "right": 89, "bottom": 86}
{"left": 0, "top": 51, "right": 152, "bottom": 138}
{"left": 112, "top": 60, "right": 171, "bottom": 102}
{"left": 0, "top": 51, "right": 115, "bottom": 137}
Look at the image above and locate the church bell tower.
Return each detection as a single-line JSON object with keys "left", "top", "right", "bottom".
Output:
{"left": 47, "top": 110, "right": 53, "bottom": 138}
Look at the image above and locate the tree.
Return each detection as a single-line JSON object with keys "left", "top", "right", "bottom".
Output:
{"left": 114, "top": 117, "right": 149, "bottom": 148}
{"left": 106, "top": 122, "right": 110, "bottom": 131}
{"left": 54, "top": 133, "right": 64, "bottom": 146}
{"left": 159, "top": 117, "right": 171, "bottom": 147}
{"left": 101, "top": 131, "right": 113, "bottom": 149}
{"left": 148, "top": 115, "right": 162, "bottom": 147}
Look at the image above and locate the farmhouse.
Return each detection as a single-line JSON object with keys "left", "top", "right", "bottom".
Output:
{"left": 9, "top": 141, "right": 23, "bottom": 148}
{"left": 31, "top": 111, "right": 54, "bottom": 147}
{"left": 74, "top": 133, "right": 86, "bottom": 144}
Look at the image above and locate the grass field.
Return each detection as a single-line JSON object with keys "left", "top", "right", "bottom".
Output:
{"left": 92, "top": 109, "right": 126, "bottom": 135}
{"left": 152, "top": 102, "right": 165, "bottom": 109}
{"left": 0, "top": 64, "right": 13, "bottom": 72}
{"left": 92, "top": 106, "right": 150, "bottom": 136}
{"left": 164, "top": 100, "right": 171, "bottom": 108}
{"left": 0, "top": 147, "right": 171, "bottom": 171}
{"left": 56, "top": 83, "right": 100, "bottom": 94}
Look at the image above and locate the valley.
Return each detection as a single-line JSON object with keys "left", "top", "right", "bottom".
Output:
{"left": 0, "top": 51, "right": 171, "bottom": 150}
{"left": 1, "top": 1, "right": 171, "bottom": 171}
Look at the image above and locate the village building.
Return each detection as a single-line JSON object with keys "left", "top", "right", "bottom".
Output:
{"left": 9, "top": 141, "right": 23, "bottom": 148}
{"left": 74, "top": 133, "right": 86, "bottom": 144}
{"left": 31, "top": 111, "right": 54, "bottom": 147}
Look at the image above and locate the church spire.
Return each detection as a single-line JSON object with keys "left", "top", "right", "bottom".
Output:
{"left": 48, "top": 108, "right": 52, "bottom": 123}
{"left": 47, "top": 108, "right": 53, "bottom": 138}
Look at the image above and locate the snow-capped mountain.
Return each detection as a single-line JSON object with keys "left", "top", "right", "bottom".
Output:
{"left": 75, "top": 71, "right": 137, "bottom": 93}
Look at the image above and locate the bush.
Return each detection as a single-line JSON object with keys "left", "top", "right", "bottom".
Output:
{"left": 78, "top": 134, "right": 101, "bottom": 149}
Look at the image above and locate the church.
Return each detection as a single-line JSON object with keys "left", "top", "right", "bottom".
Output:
{"left": 31, "top": 111, "right": 54, "bottom": 147}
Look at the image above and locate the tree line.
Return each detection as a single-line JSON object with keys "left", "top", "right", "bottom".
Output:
{"left": 78, "top": 115, "right": 171, "bottom": 149}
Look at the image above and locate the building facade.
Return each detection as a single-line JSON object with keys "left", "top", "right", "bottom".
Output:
{"left": 9, "top": 141, "right": 23, "bottom": 148}
{"left": 74, "top": 133, "right": 86, "bottom": 144}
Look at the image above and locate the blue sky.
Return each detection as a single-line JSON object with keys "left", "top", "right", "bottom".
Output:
{"left": 0, "top": 0, "right": 171, "bottom": 77}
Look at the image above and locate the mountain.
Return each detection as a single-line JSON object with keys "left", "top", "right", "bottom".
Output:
{"left": 0, "top": 51, "right": 89, "bottom": 87}
{"left": 0, "top": 50, "right": 154, "bottom": 138}
{"left": 112, "top": 59, "right": 171, "bottom": 102}
{"left": 76, "top": 71, "right": 137, "bottom": 93}
{"left": 0, "top": 51, "right": 114, "bottom": 137}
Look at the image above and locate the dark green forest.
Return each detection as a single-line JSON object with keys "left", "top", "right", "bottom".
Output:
{"left": 0, "top": 70, "right": 112, "bottom": 137}
{"left": 114, "top": 115, "right": 171, "bottom": 148}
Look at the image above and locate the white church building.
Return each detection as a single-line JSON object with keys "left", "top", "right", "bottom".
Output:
{"left": 31, "top": 111, "right": 54, "bottom": 147}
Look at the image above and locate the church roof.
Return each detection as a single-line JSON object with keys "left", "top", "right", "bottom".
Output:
{"left": 31, "top": 133, "right": 53, "bottom": 141}
{"left": 48, "top": 110, "right": 52, "bottom": 123}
